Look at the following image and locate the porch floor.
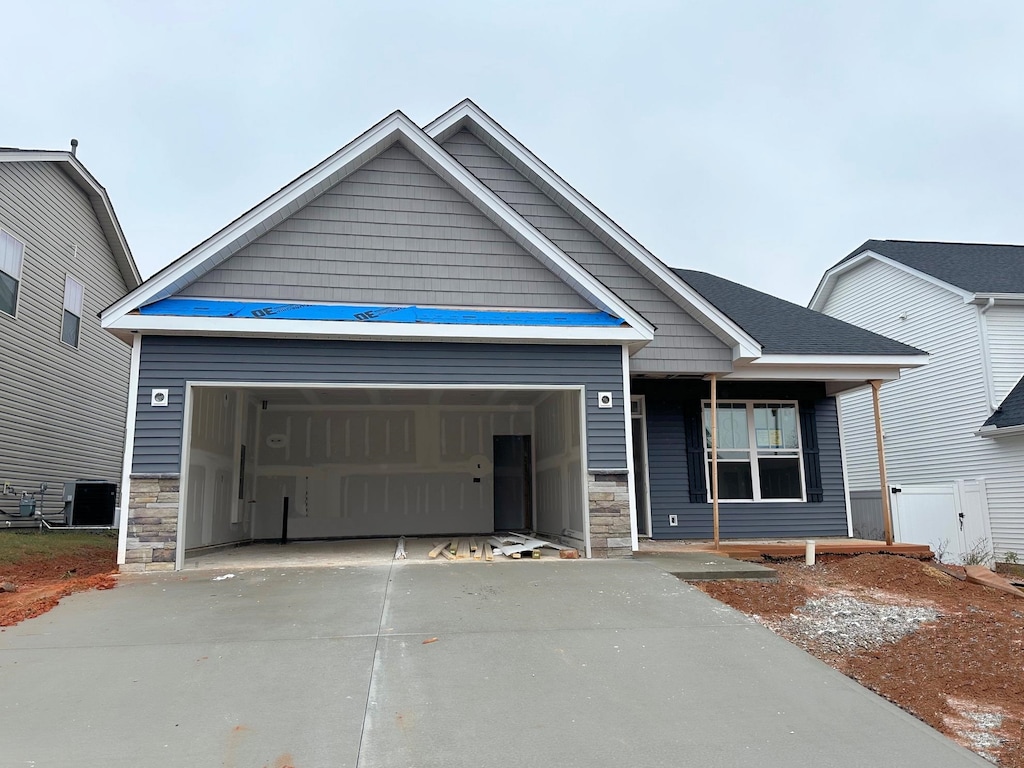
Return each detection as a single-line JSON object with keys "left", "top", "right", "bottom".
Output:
{"left": 638, "top": 537, "right": 934, "bottom": 561}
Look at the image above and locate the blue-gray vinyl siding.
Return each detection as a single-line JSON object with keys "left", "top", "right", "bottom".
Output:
{"left": 133, "top": 336, "right": 625, "bottom": 474}
{"left": 635, "top": 379, "right": 849, "bottom": 539}
{"left": 178, "top": 143, "right": 594, "bottom": 311}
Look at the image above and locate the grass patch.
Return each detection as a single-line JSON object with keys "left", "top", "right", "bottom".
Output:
{"left": 0, "top": 531, "right": 117, "bottom": 566}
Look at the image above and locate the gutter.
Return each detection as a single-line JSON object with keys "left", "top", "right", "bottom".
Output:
{"left": 977, "top": 423, "right": 1024, "bottom": 439}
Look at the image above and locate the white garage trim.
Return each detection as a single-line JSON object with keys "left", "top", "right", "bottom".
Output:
{"left": 175, "top": 381, "right": 592, "bottom": 568}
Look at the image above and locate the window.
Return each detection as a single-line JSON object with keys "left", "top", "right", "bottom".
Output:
{"left": 703, "top": 401, "right": 804, "bottom": 501}
{"left": 61, "top": 275, "right": 84, "bottom": 348}
{"left": 0, "top": 229, "right": 25, "bottom": 317}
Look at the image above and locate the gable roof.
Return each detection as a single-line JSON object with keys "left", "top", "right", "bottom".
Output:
{"left": 811, "top": 239, "right": 1024, "bottom": 310}
{"left": 845, "top": 240, "right": 1024, "bottom": 294}
{"left": 982, "top": 374, "right": 1024, "bottom": 432}
{"left": 674, "top": 269, "right": 924, "bottom": 357}
{"left": 424, "top": 100, "right": 762, "bottom": 361}
{"left": 0, "top": 149, "right": 141, "bottom": 289}
{"left": 101, "top": 111, "right": 654, "bottom": 343}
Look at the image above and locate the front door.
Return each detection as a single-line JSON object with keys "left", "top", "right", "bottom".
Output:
{"left": 493, "top": 435, "right": 532, "bottom": 531}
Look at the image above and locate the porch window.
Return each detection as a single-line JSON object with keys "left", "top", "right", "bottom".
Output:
{"left": 702, "top": 401, "right": 804, "bottom": 502}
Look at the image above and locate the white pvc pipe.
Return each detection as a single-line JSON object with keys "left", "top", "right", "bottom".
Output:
{"left": 805, "top": 540, "right": 816, "bottom": 566}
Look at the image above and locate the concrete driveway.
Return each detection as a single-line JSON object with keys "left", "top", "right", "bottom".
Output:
{"left": 0, "top": 558, "right": 985, "bottom": 767}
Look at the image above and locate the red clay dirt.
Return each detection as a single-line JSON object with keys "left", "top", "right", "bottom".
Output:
{"left": 697, "top": 554, "right": 1024, "bottom": 767}
{"left": 0, "top": 546, "right": 116, "bottom": 627}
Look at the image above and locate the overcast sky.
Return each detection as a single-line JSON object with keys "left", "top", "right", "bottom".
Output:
{"left": 4, "top": 1, "right": 1023, "bottom": 305}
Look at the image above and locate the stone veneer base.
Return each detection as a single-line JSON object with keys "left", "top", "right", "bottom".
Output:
{"left": 587, "top": 472, "right": 633, "bottom": 558}
{"left": 122, "top": 474, "right": 180, "bottom": 573}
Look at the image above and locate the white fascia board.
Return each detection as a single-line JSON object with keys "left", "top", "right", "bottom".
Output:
{"left": 105, "top": 313, "right": 650, "bottom": 344}
{"left": 810, "top": 250, "right": 973, "bottom": 310}
{"left": 0, "top": 151, "right": 142, "bottom": 288}
{"left": 749, "top": 353, "right": 929, "bottom": 367}
{"left": 424, "top": 102, "right": 760, "bottom": 360}
{"left": 723, "top": 364, "right": 908, "bottom": 383}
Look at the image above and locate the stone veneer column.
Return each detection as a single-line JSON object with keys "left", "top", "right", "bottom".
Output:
{"left": 587, "top": 472, "right": 633, "bottom": 558}
{"left": 122, "top": 474, "right": 180, "bottom": 572}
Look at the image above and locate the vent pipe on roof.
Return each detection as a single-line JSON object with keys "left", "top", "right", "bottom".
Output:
{"left": 70, "top": 138, "right": 78, "bottom": 157}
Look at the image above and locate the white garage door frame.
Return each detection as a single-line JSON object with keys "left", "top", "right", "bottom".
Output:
{"left": 175, "top": 380, "right": 592, "bottom": 569}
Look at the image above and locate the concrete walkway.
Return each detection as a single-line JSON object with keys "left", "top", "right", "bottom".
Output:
{"left": 0, "top": 559, "right": 985, "bottom": 767}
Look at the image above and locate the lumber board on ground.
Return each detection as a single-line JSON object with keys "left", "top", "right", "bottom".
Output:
{"left": 439, "top": 547, "right": 455, "bottom": 561}
{"left": 428, "top": 541, "right": 451, "bottom": 559}
{"left": 483, "top": 541, "right": 493, "bottom": 561}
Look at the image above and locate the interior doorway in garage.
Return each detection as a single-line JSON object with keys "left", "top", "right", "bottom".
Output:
{"left": 178, "top": 385, "right": 587, "bottom": 566}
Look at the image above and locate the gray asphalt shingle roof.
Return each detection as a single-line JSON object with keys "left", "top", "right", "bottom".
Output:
{"left": 674, "top": 269, "right": 924, "bottom": 356}
{"left": 845, "top": 240, "right": 1024, "bottom": 294}
{"left": 983, "top": 375, "right": 1024, "bottom": 430}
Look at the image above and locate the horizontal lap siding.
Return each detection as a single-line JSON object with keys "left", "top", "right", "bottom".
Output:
{"left": 822, "top": 261, "right": 1024, "bottom": 559}
{"left": 0, "top": 162, "right": 131, "bottom": 497}
{"left": 442, "top": 130, "right": 732, "bottom": 374}
{"left": 635, "top": 380, "right": 848, "bottom": 539}
{"left": 179, "top": 143, "right": 591, "bottom": 311}
{"left": 133, "top": 336, "right": 625, "bottom": 474}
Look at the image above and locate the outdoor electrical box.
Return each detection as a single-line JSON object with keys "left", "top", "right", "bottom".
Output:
{"left": 63, "top": 481, "right": 117, "bottom": 526}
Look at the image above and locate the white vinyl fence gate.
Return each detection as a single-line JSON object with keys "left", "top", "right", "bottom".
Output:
{"left": 890, "top": 480, "right": 993, "bottom": 565}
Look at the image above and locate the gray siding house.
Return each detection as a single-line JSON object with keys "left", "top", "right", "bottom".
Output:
{"left": 102, "top": 101, "right": 925, "bottom": 571}
{"left": 0, "top": 148, "right": 141, "bottom": 518}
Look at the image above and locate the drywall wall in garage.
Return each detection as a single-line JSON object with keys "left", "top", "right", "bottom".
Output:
{"left": 251, "top": 402, "right": 534, "bottom": 539}
{"left": 185, "top": 388, "right": 245, "bottom": 548}
{"left": 535, "top": 391, "right": 585, "bottom": 547}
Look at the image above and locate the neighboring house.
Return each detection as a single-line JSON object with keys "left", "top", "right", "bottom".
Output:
{"left": 101, "top": 101, "right": 925, "bottom": 571}
{"left": 812, "top": 240, "right": 1024, "bottom": 562}
{"left": 0, "top": 147, "right": 141, "bottom": 518}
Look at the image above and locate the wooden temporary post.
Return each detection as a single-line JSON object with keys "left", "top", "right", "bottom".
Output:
{"left": 870, "top": 380, "right": 894, "bottom": 546}
{"left": 710, "top": 373, "right": 720, "bottom": 549}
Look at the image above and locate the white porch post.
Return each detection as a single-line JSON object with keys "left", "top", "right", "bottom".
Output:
{"left": 710, "top": 373, "right": 720, "bottom": 549}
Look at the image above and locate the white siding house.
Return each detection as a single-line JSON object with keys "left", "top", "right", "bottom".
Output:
{"left": 812, "top": 241, "right": 1024, "bottom": 562}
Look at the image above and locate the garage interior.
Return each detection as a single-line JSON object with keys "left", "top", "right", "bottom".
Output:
{"left": 181, "top": 385, "right": 587, "bottom": 564}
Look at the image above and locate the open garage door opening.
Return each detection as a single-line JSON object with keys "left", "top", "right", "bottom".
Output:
{"left": 179, "top": 385, "right": 588, "bottom": 566}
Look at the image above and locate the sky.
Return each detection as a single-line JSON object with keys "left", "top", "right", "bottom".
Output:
{"left": 4, "top": 0, "right": 1024, "bottom": 305}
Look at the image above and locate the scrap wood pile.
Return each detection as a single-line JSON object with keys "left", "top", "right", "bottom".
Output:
{"left": 426, "top": 533, "right": 579, "bottom": 561}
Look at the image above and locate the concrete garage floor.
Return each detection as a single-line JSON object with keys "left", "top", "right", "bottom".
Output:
{"left": 0, "top": 560, "right": 986, "bottom": 767}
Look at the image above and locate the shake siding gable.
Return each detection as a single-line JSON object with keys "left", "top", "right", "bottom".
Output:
{"left": 441, "top": 129, "right": 733, "bottom": 374}
{"left": 179, "top": 144, "right": 593, "bottom": 310}
{"left": 0, "top": 161, "right": 131, "bottom": 495}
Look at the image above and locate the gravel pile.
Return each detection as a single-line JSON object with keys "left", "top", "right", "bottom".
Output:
{"left": 770, "top": 595, "right": 939, "bottom": 654}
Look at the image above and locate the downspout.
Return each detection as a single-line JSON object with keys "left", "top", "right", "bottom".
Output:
{"left": 978, "top": 298, "right": 999, "bottom": 411}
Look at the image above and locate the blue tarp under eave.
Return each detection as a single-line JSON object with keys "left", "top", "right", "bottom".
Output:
{"left": 138, "top": 298, "right": 627, "bottom": 327}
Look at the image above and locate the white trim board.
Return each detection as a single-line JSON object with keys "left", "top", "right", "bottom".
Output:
{"left": 100, "top": 112, "right": 654, "bottom": 342}
{"left": 424, "top": 100, "right": 762, "bottom": 361}
{"left": 116, "top": 334, "right": 142, "bottom": 564}
{"left": 105, "top": 313, "right": 650, "bottom": 344}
